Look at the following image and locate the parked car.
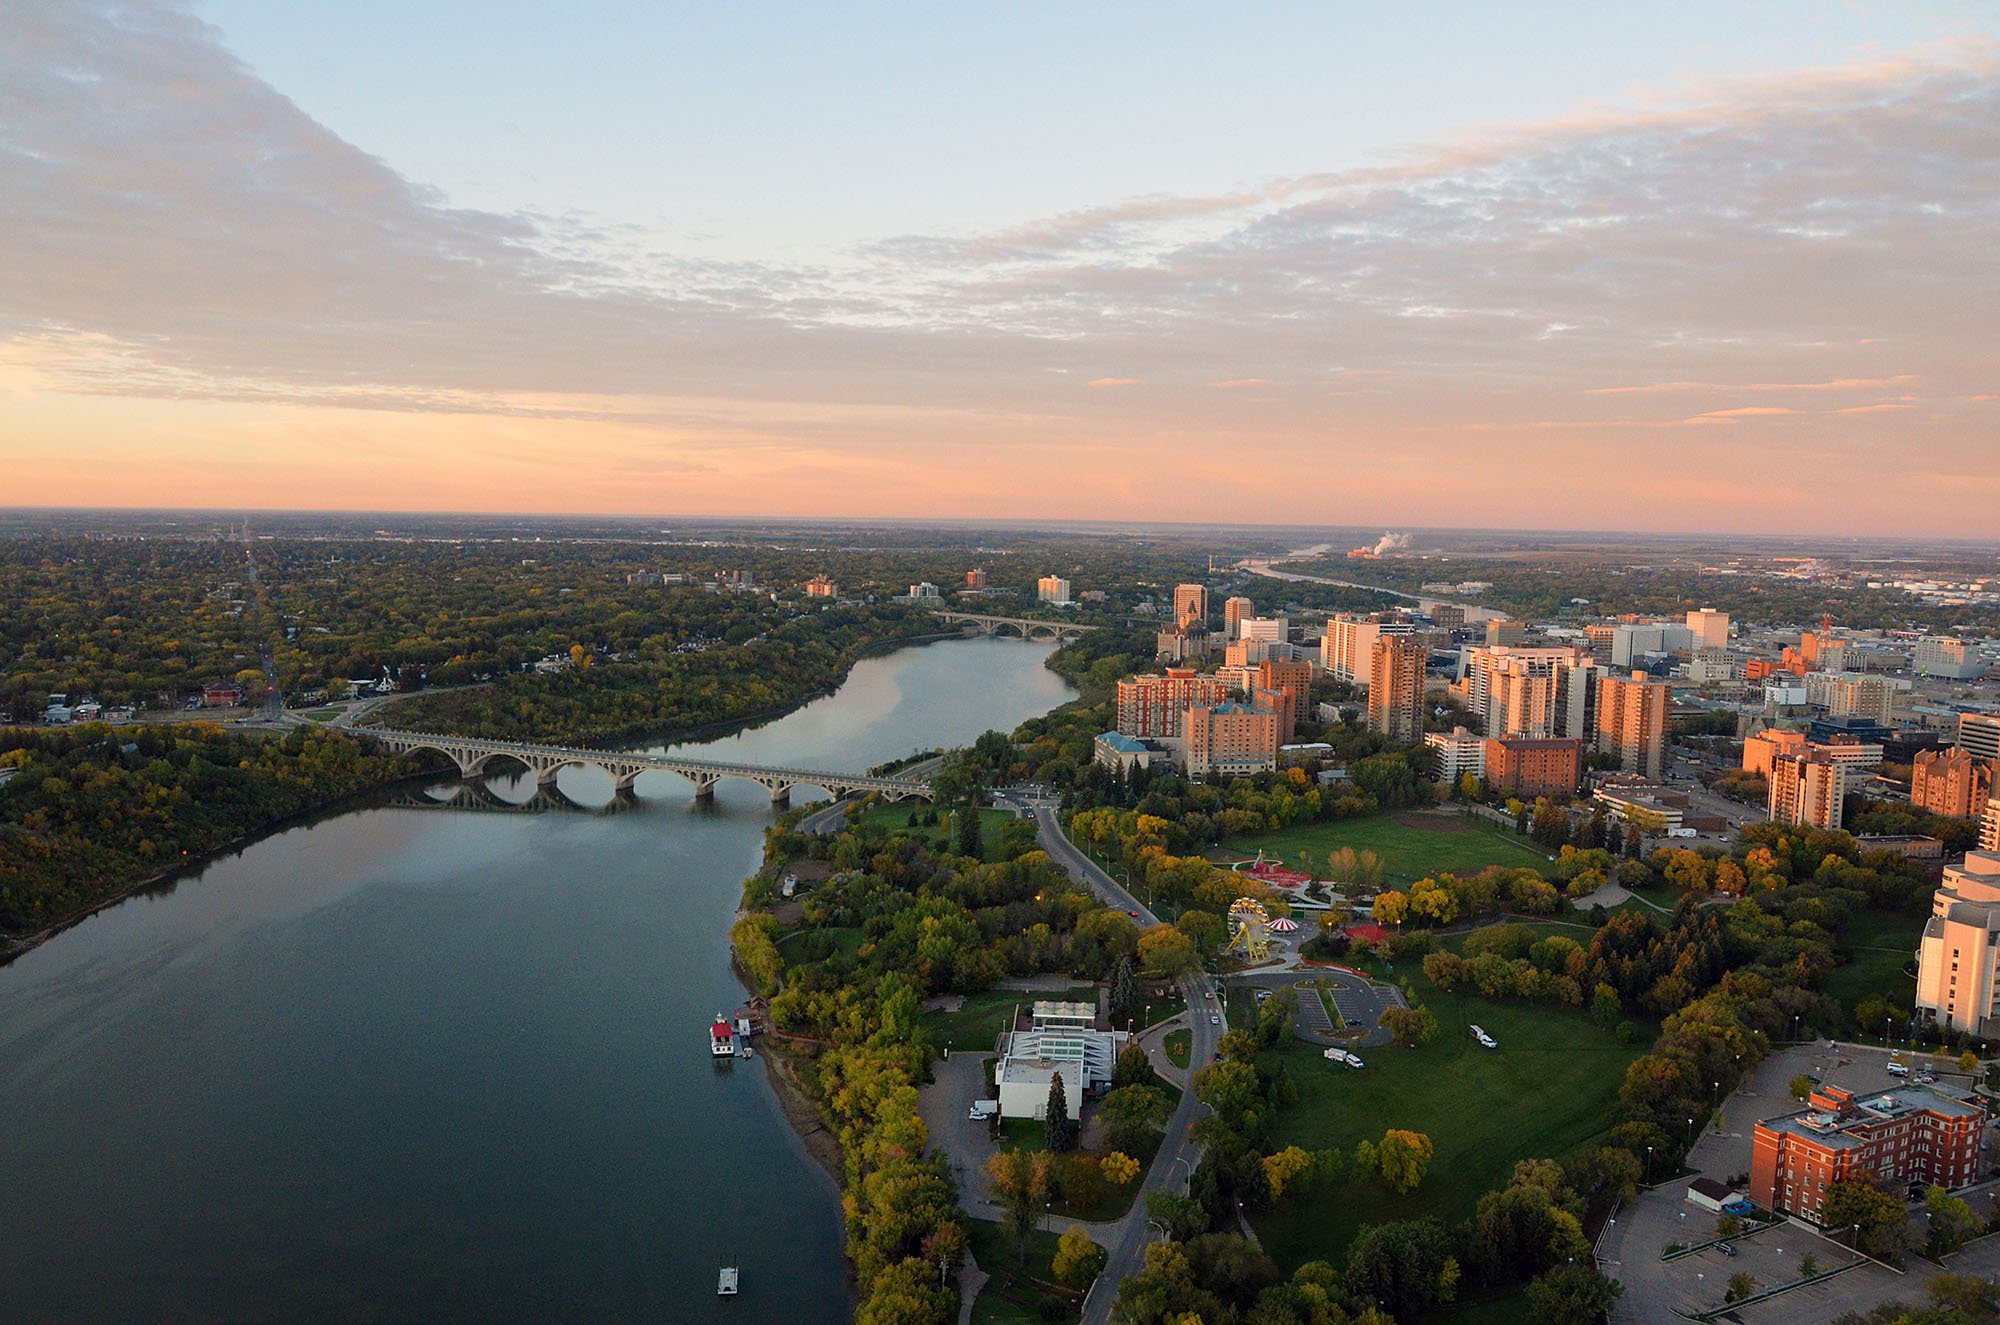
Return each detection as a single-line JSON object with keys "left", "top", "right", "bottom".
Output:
{"left": 1887, "top": 1061, "right": 1910, "bottom": 1077}
{"left": 1716, "top": 1242, "right": 1737, "bottom": 1258}
{"left": 1469, "top": 1023, "right": 1498, "bottom": 1049}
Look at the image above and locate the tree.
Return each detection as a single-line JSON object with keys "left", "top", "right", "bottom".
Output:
{"left": 1724, "top": 1271, "right": 1755, "bottom": 1303}
{"left": 1045, "top": 1072, "right": 1078, "bottom": 1153}
{"left": 1928, "top": 1272, "right": 2000, "bottom": 1320}
{"left": 1347, "top": 1219, "right": 1455, "bottom": 1316}
{"left": 1101, "top": 1151, "right": 1141, "bottom": 1186}
{"left": 1523, "top": 1263, "right": 1623, "bottom": 1324}
{"left": 1925, "top": 1185, "right": 1978, "bottom": 1257}
{"left": 956, "top": 804, "right": 984, "bottom": 859}
{"left": 1112, "top": 1041, "right": 1155, "bottom": 1090}
{"left": 1137, "top": 924, "right": 1200, "bottom": 978}
{"left": 984, "top": 1149, "right": 1055, "bottom": 1265}
{"left": 1960, "top": 1050, "right": 1982, "bottom": 1074}
{"left": 1109, "top": 956, "right": 1142, "bottom": 1027}
{"left": 1381, "top": 1003, "right": 1440, "bottom": 1048}
{"left": 1789, "top": 1074, "right": 1815, "bottom": 1101}
{"left": 1823, "top": 1176, "right": 1909, "bottom": 1260}
{"left": 1065, "top": 1154, "right": 1104, "bottom": 1210}
{"left": 1377, "top": 1129, "right": 1434, "bottom": 1194}
{"left": 1145, "top": 1189, "right": 1211, "bottom": 1242}
{"left": 1052, "top": 1225, "right": 1104, "bottom": 1288}
{"left": 1262, "top": 1146, "right": 1317, "bottom": 1199}
{"left": 1176, "top": 909, "right": 1226, "bottom": 954}
{"left": 1098, "top": 1084, "right": 1170, "bottom": 1154}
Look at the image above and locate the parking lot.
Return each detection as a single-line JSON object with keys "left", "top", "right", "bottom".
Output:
{"left": 1602, "top": 1039, "right": 2000, "bottom": 1323}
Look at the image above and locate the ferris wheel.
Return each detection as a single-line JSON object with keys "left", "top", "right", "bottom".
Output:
{"left": 1227, "top": 897, "right": 1271, "bottom": 961}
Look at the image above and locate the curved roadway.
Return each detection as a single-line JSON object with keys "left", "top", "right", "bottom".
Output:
{"left": 1026, "top": 802, "right": 1221, "bottom": 1325}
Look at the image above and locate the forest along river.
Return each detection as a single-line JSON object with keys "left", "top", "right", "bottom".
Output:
{"left": 0, "top": 638, "right": 1075, "bottom": 1323}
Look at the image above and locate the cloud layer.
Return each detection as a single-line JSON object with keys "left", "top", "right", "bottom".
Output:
{"left": 1, "top": 2, "right": 1996, "bottom": 531}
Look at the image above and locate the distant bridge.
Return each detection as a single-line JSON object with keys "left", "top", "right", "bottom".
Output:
{"left": 932, "top": 610, "right": 1100, "bottom": 641}
{"left": 355, "top": 727, "right": 933, "bottom": 805}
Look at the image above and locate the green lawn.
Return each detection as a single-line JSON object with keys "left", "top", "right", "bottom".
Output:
{"left": 926, "top": 986, "right": 1098, "bottom": 1052}
{"left": 1430, "top": 1285, "right": 1531, "bottom": 1323}
{"left": 1252, "top": 976, "right": 1648, "bottom": 1272}
{"left": 1164, "top": 1029, "right": 1191, "bottom": 1068}
{"left": 1824, "top": 907, "right": 1922, "bottom": 1016}
{"left": 854, "top": 804, "right": 1023, "bottom": 861}
{"left": 967, "top": 1221, "right": 1083, "bottom": 1325}
{"left": 1215, "top": 811, "right": 1557, "bottom": 887}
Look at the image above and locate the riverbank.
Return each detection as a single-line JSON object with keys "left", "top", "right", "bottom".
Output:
{"left": 0, "top": 765, "right": 433, "bottom": 966}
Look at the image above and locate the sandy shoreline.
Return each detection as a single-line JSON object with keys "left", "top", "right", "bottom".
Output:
{"left": 756, "top": 1040, "right": 846, "bottom": 1186}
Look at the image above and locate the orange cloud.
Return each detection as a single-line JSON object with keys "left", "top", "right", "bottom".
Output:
{"left": 1088, "top": 377, "right": 1138, "bottom": 388}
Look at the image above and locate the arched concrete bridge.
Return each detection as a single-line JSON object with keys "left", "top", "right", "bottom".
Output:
{"left": 356, "top": 727, "right": 932, "bottom": 806}
{"left": 932, "top": 610, "right": 1100, "bottom": 641}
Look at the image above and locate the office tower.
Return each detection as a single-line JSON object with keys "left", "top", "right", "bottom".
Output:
{"left": 1686, "top": 608, "right": 1731, "bottom": 650}
{"left": 1222, "top": 596, "right": 1254, "bottom": 639}
{"left": 1173, "top": 583, "right": 1208, "bottom": 628}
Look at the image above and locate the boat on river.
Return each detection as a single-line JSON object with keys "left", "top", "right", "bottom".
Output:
{"left": 718, "top": 1262, "right": 740, "bottom": 1295}
{"left": 710, "top": 1016, "right": 737, "bottom": 1058}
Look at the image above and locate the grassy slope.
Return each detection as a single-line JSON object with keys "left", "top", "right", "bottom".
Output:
{"left": 854, "top": 805, "right": 1024, "bottom": 862}
{"left": 1253, "top": 978, "right": 1646, "bottom": 1272}
{"left": 967, "top": 1221, "right": 1081, "bottom": 1325}
{"left": 1215, "top": 812, "right": 1558, "bottom": 887}
{"left": 1822, "top": 906, "right": 1923, "bottom": 1014}
{"left": 926, "top": 986, "right": 1098, "bottom": 1053}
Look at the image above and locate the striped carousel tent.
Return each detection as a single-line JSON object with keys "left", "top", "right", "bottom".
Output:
{"left": 1268, "top": 916, "right": 1300, "bottom": 934}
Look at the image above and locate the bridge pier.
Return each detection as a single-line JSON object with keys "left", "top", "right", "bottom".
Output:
{"left": 612, "top": 768, "right": 642, "bottom": 792}
{"left": 768, "top": 784, "right": 791, "bottom": 808}
{"left": 688, "top": 775, "right": 719, "bottom": 803}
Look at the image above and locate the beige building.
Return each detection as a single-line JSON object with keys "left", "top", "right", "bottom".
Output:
{"left": 1912, "top": 748, "right": 1994, "bottom": 819}
{"left": 1036, "top": 575, "right": 1073, "bottom": 605}
{"left": 804, "top": 575, "right": 838, "bottom": 598}
{"left": 1806, "top": 672, "right": 1900, "bottom": 723}
{"left": 1223, "top": 596, "right": 1254, "bottom": 639}
{"left": 1174, "top": 583, "right": 1208, "bottom": 627}
{"left": 1367, "top": 636, "right": 1426, "bottom": 743}
{"left": 1595, "top": 670, "right": 1671, "bottom": 779}
{"left": 1463, "top": 645, "right": 1594, "bottom": 741}
{"left": 1425, "top": 726, "right": 1486, "bottom": 785}
{"left": 1916, "top": 852, "right": 2000, "bottom": 1035}
{"left": 1916, "top": 637, "right": 1983, "bottom": 680}
{"left": 1183, "top": 700, "right": 1280, "bottom": 779}
{"left": 1984, "top": 800, "right": 2000, "bottom": 853}
{"left": 1769, "top": 753, "right": 1847, "bottom": 830}
{"left": 1322, "top": 616, "right": 1412, "bottom": 684}
{"left": 1686, "top": 608, "right": 1731, "bottom": 650}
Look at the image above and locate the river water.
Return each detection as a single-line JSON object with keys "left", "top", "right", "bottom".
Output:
{"left": 0, "top": 638, "right": 1075, "bottom": 1324}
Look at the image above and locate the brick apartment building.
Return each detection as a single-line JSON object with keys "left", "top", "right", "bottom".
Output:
{"left": 1483, "top": 737, "right": 1582, "bottom": 799}
{"left": 1750, "top": 1083, "right": 1984, "bottom": 1224}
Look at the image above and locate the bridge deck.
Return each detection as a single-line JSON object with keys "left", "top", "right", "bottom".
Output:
{"left": 354, "top": 727, "right": 930, "bottom": 790}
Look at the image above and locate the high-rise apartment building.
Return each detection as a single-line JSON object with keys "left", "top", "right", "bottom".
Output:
{"left": 1595, "top": 670, "right": 1670, "bottom": 778}
{"left": 1424, "top": 727, "right": 1486, "bottom": 785}
{"left": 1769, "top": 753, "right": 1847, "bottom": 830}
{"left": 1257, "top": 658, "right": 1313, "bottom": 745}
{"left": 1322, "top": 616, "right": 1411, "bottom": 684}
{"left": 1806, "top": 672, "right": 1899, "bottom": 724}
{"left": 1114, "top": 668, "right": 1235, "bottom": 739}
{"left": 1483, "top": 737, "right": 1582, "bottom": 799}
{"left": 1463, "top": 646, "right": 1592, "bottom": 740}
{"left": 1430, "top": 604, "right": 1466, "bottom": 632}
{"left": 1916, "top": 851, "right": 2000, "bottom": 1034}
{"left": 965, "top": 568, "right": 988, "bottom": 590}
{"left": 1958, "top": 713, "right": 2000, "bottom": 763}
{"left": 1222, "top": 596, "right": 1254, "bottom": 639}
{"left": 1367, "top": 636, "right": 1426, "bottom": 743}
{"left": 804, "top": 575, "right": 837, "bottom": 598}
{"left": 1983, "top": 800, "right": 2000, "bottom": 854}
{"left": 1912, "top": 748, "right": 1995, "bottom": 819}
{"left": 1183, "top": 701, "right": 1280, "bottom": 779}
{"left": 1173, "top": 583, "right": 1208, "bottom": 628}
{"left": 1686, "top": 608, "right": 1731, "bottom": 650}
{"left": 1036, "top": 575, "right": 1072, "bottom": 605}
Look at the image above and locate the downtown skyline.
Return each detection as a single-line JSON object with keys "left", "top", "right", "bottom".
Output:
{"left": 3, "top": 2, "right": 1998, "bottom": 534}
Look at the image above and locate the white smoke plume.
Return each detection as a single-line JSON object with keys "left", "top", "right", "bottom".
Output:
{"left": 1372, "top": 533, "right": 1411, "bottom": 556}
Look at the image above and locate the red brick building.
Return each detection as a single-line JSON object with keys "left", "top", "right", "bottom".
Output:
{"left": 1749, "top": 1083, "right": 1984, "bottom": 1224}
{"left": 1483, "top": 737, "right": 1582, "bottom": 799}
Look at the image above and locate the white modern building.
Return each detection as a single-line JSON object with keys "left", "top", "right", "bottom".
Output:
{"left": 1036, "top": 576, "right": 1073, "bottom": 606}
{"left": 1686, "top": 609, "right": 1732, "bottom": 650}
{"left": 995, "top": 1000, "right": 1125, "bottom": 1120}
{"left": 1916, "top": 851, "right": 2000, "bottom": 1035}
{"left": 1424, "top": 726, "right": 1487, "bottom": 784}
{"left": 1916, "top": 637, "right": 1985, "bottom": 681}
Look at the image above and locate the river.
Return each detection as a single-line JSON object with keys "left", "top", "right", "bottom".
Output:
{"left": 0, "top": 638, "right": 1076, "bottom": 1324}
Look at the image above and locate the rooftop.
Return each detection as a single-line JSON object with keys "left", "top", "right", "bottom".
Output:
{"left": 1095, "top": 732, "right": 1149, "bottom": 753}
{"left": 1759, "top": 1082, "right": 1984, "bottom": 1148}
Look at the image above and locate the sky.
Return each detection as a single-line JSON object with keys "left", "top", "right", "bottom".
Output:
{"left": 2, "top": 1, "right": 1997, "bottom": 534}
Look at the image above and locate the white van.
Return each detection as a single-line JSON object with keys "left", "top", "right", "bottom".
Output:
{"left": 1886, "top": 1061, "right": 1909, "bottom": 1077}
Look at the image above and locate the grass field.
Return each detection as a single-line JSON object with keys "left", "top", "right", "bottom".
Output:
{"left": 1164, "top": 1029, "right": 1191, "bottom": 1068}
{"left": 967, "top": 1221, "right": 1082, "bottom": 1325}
{"left": 1215, "top": 811, "right": 1557, "bottom": 887}
{"left": 1252, "top": 975, "right": 1647, "bottom": 1272}
{"left": 1824, "top": 907, "right": 1923, "bottom": 1015}
{"left": 855, "top": 805, "right": 1023, "bottom": 861}
{"left": 926, "top": 986, "right": 1097, "bottom": 1052}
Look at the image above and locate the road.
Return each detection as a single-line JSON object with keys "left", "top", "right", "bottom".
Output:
{"left": 1024, "top": 801, "right": 1222, "bottom": 1325}
{"left": 797, "top": 757, "right": 948, "bottom": 834}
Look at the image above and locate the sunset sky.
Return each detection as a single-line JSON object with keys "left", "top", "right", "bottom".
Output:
{"left": 4, "top": 2, "right": 1997, "bottom": 534}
